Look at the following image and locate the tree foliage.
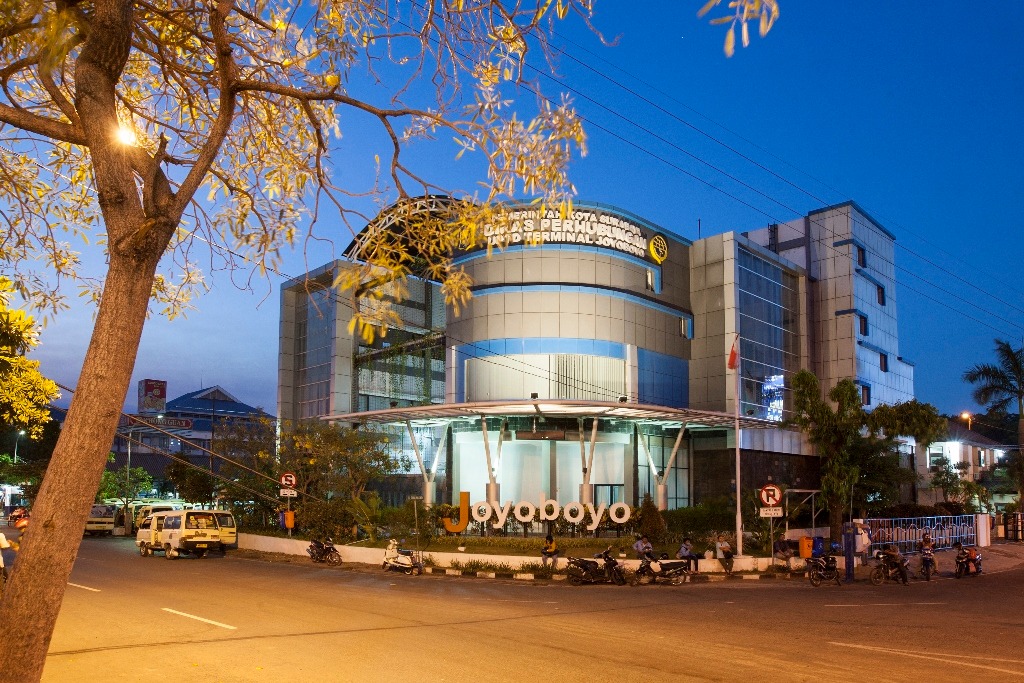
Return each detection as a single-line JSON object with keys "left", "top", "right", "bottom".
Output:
{"left": 698, "top": 0, "right": 780, "bottom": 58}
{"left": 788, "top": 370, "right": 945, "bottom": 539}
{"left": 96, "top": 465, "right": 154, "bottom": 505}
{"left": 0, "top": 278, "right": 59, "bottom": 439}
{"left": 0, "top": 1, "right": 599, "bottom": 671}
{"left": 163, "top": 459, "right": 218, "bottom": 507}
{"left": 281, "top": 421, "right": 402, "bottom": 501}
{"left": 963, "top": 339, "right": 1024, "bottom": 500}
{"left": 0, "top": 420, "right": 60, "bottom": 501}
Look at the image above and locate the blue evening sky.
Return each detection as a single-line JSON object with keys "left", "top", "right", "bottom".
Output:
{"left": 33, "top": 3, "right": 1024, "bottom": 434}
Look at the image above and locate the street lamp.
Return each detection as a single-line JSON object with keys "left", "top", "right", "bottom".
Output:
{"left": 12, "top": 430, "right": 26, "bottom": 463}
{"left": 960, "top": 412, "right": 972, "bottom": 431}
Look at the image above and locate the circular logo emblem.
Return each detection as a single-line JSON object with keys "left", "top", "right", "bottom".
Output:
{"left": 648, "top": 234, "right": 668, "bottom": 264}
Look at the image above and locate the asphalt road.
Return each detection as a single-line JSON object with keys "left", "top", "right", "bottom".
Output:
{"left": 9, "top": 537, "right": 1024, "bottom": 682}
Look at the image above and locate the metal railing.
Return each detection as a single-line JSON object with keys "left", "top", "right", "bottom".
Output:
{"left": 865, "top": 515, "right": 976, "bottom": 556}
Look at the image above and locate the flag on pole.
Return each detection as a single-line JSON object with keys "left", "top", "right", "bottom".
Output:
{"left": 727, "top": 334, "right": 739, "bottom": 370}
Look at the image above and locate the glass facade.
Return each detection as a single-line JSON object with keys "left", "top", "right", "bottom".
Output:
{"left": 736, "top": 247, "right": 800, "bottom": 421}
{"left": 636, "top": 428, "right": 690, "bottom": 509}
{"left": 354, "top": 278, "right": 446, "bottom": 411}
{"left": 295, "top": 285, "right": 334, "bottom": 419}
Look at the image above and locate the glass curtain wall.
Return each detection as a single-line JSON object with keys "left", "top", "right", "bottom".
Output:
{"left": 355, "top": 278, "right": 446, "bottom": 411}
{"left": 736, "top": 247, "right": 800, "bottom": 422}
{"left": 636, "top": 427, "right": 689, "bottom": 508}
{"left": 295, "top": 285, "right": 334, "bottom": 419}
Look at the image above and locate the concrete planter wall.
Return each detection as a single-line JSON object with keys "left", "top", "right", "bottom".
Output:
{"left": 237, "top": 534, "right": 830, "bottom": 573}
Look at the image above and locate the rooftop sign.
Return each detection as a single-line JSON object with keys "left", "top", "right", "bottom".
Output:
{"left": 480, "top": 207, "right": 655, "bottom": 261}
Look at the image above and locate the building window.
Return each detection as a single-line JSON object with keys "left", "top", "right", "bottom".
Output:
{"left": 877, "top": 285, "right": 886, "bottom": 306}
{"left": 861, "top": 385, "right": 871, "bottom": 406}
{"left": 858, "top": 314, "right": 869, "bottom": 336}
{"left": 928, "top": 445, "right": 944, "bottom": 469}
{"left": 646, "top": 269, "right": 655, "bottom": 291}
{"left": 856, "top": 245, "right": 867, "bottom": 268}
{"left": 680, "top": 318, "right": 693, "bottom": 339}
{"left": 879, "top": 353, "right": 888, "bottom": 372}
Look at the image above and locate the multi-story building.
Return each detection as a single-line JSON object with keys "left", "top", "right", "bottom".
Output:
{"left": 277, "top": 200, "right": 915, "bottom": 510}
{"left": 919, "top": 418, "right": 1008, "bottom": 507}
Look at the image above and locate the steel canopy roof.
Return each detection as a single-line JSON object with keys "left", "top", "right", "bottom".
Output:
{"left": 325, "top": 399, "right": 779, "bottom": 430}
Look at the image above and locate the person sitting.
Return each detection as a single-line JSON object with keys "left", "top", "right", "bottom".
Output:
{"left": 676, "top": 537, "right": 701, "bottom": 573}
{"left": 541, "top": 534, "right": 559, "bottom": 568}
{"left": 633, "top": 535, "right": 655, "bottom": 561}
{"left": 881, "top": 544, "right": 909, "bottom": 585}
{"left": 773, "top": 539, "right": 794, "bottom": 562}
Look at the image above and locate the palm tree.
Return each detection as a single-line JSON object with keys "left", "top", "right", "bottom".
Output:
{"left": 963, "top": 339, "right": 1024, "bottom": 499}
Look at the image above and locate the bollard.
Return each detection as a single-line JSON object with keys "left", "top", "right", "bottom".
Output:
{"left": 843, "top": 524, "right": 855, "bottom": 583}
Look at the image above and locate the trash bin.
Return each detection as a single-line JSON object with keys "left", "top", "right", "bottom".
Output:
{"left": 812, "top": 536, "right": 825, "bottom": 557}
{"left": 799, "top": 536, "right": 814, "bottom": 559}
{"left": 284, "top": 510, "right": 295, "bottom": 529}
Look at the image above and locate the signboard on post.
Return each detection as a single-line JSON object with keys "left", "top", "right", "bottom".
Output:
{"left": 279, "top": 488, "right": 298, "bottom": 498}
{"left": 759, "top": 484, "right": 783, "bottom": 507}
{"left": 759, "top": 506, "right": 783, "bottom": 518}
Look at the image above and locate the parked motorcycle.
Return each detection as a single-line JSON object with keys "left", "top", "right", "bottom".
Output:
{"left": 919, "top": 547, "right": 936, "bottom": 581}
{"left": 631, "top": 552, "right": 691, "bottom": 586}
{"left": 955, "top": 547, "right": 982, "bottom": 578}
{"left": 567, "top": 547, "right": 626, "bottom": 586}
{"left": 307, "top": 538, "right": 342, "bottom": 566}
{"left": 870, "top": 550, "right": 910, "bottom": 585}
{"left": 807, "top": 554, "right": 842, "bottom": 587}
{"left": 7, "top": 508, "right": 27, "bottom": 528}
{"left": 382, "top": 539, "right": 424, "bottom": 575}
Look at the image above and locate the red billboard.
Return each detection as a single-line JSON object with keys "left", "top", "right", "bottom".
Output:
{"left": 137, "top": 379, "right": 167, "bottom": 415}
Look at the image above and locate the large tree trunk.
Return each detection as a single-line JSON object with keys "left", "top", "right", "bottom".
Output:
{"left": 0, "top": 254, "right": 157, "bottom": 681}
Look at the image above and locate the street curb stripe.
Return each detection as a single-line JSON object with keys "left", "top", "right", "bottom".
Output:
{"left": 67, "top": 583, "right": 101, "bottom": 592}
{"left": 162, "top": 608, "right": 237, "bottom": 630}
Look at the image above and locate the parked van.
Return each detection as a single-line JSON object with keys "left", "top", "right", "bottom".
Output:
{"left": 135, "top": 513, "right": 166, "bottom": 555}
{"left": 137, "top": 510, "right": 221, "bottom": 558}
{"left": 85, "top": 504, "right": 117, "bottom": 536}
{"left": 211, "top": 510, "right": 237, "bottom": 549}
{"left": 133, "top": 502, "right": 189, "bottom": 529}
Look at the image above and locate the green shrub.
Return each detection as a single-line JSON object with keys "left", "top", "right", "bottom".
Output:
{"left": 636, "top": 494, "right": 667, "bottom": 542}
{"left": 662, "top": 499, "right": 733, "bottom": 537}
{"left": 296, "top": 499, "right": 354, "bottom": 541}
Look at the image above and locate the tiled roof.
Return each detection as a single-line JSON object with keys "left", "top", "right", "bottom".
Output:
{"left": 945, "top": 419, "right": 1004, "bottom": 447}
{"left": 165, "top": 386, "right": 269, "bottom": 418}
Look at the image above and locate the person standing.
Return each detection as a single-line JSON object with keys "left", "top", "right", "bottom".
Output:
{"left": 715, "top": 534, "right": 734, "bottom": 575}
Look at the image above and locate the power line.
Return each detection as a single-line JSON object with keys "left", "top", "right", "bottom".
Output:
{"left": 546, "top": 26, "right": 1024, "bottom": 318}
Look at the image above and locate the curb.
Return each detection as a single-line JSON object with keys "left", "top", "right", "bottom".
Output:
{"left": 419, "top": 566, "right": 806, "bottom": 584}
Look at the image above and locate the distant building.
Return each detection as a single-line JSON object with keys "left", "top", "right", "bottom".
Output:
{"left": 110, "top": 385, "right": 271, "bottom": 489}
{"left": 277, "top": 199, "right": 916, "bottom": 509}
{"left": 919, "top": 419, "right": 1008, "bottom": 508}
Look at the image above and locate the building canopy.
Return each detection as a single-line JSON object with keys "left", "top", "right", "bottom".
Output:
{"left": 326, "top": 399, "right": 778, "bottom": 431}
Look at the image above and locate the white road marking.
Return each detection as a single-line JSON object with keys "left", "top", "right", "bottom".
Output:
{"left": 67, "top": 582, "right": 101, "bottom": 592}
{"left": 824, "top": 602, "right": 945, "bottom": 607}
{"left": 829, "top": 643, "right": 1024, "bottom": 676}
{"left": 162, "top": 608, "right": 237, "bottom": 630}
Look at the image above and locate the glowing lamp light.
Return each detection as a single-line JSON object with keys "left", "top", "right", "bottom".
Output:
{"left": 115, "top": 126, "right": 137, "bottom": 146}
